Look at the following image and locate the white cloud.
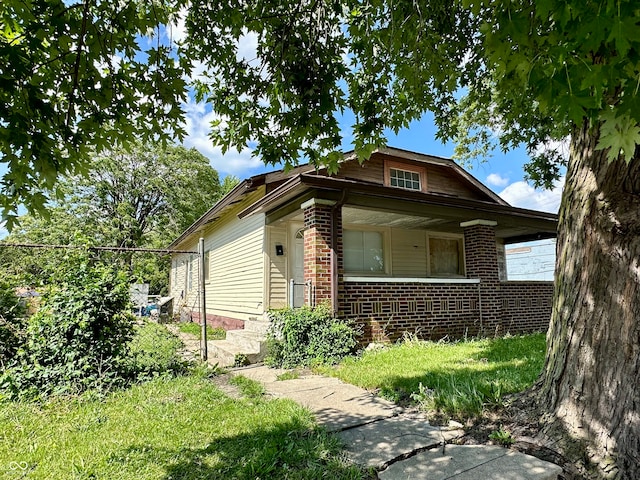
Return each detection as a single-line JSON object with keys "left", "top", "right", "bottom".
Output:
{"left": 486, "top": 173, "right": 509, "bottom": 187}
{"left": 0, "top": 222, "right": 7, "bottom": 240}
{"left": 182, "top": 100, "right": 262, "bottom": 176}
{"left": 499, "top": 177, "right": 564, "bottom": 213}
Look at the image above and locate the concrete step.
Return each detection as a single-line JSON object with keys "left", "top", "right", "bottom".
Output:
{"left": 243, "top": 319, "right": 271, "bottom": 335}
{"left": 207, "top": 340, "right": 265, "bottom": 367}
{"left": 225, "top": 329, "right": 267, "bottom": 353}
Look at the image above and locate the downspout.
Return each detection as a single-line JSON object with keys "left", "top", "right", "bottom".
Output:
{"left": 331, "top": 189, "right": 348, "bottom": 316}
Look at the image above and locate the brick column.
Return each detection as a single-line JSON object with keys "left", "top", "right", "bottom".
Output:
{"left": 461, "top": 220, "right": 501, "bottom": 334}
{"left": 302, "top": 198, "right": 338, "bottom": 306}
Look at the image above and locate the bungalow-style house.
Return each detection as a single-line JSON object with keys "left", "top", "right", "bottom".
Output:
{"left": 168, "top": 147, "right": 557, "bottom": 363}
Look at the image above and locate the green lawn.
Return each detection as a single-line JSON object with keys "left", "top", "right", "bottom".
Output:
{"left": 177, "top": 321, "right": 226, "bottom": 340}
{"left": 0, "top": 372, "right": 364, "bottom": 479}
{"left": 318, "top": 333, "right": 546, "bottom": 419}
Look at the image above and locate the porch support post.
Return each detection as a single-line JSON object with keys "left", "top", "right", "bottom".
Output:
{"left": 461, "top": 219, "right": 501, "bottom": 334}
{"left": 302, "top": 198, "right": 337, "bottom": 307}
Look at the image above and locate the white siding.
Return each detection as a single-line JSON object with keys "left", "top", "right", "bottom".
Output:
{"left": 203, "top": 212, "right": 265, "bottom": 320}
{"left": 169, "top": 242, "right": 200, "bottom": 311}
{"left": 266, "top": 225, "right": 289, "bottom": 309}
{"left": 391, "top": 228, "right": 427, "bottom": 276}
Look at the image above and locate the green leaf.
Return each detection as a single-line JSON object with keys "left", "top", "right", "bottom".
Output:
{"left": 597, "top": 110, "right": 640, "bottom": 163}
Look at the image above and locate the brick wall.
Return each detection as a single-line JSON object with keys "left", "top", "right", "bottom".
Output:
{"left": 462, "top": 222, "right": 501, "bottom": 330}
{"left": 341, "top": 280, "right": 554, "bottom": 344}
{"left": 499, "top": 281, "right": 554, "bottom": 333}
{"left": 341, "top": 281, "right": 481, "bottom": 343}
{"left": 303, "top": 201, "right": 340, "bottom": 305}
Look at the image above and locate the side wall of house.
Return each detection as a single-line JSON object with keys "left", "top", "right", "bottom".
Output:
{"left": 265, "top": 224, "right": 289, "bottom": 309}
{"left": 202, "top": 212, "right": 265, "bottom": 324}
{"left": 169, "top": 191, "right": 266, "bottom": 328}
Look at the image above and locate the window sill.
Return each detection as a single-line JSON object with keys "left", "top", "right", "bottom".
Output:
{"left": 344, "top": 276, "right": 480, "bottom": 284}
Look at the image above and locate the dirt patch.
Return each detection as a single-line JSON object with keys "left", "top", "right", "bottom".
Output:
{"left": 208, "top": 373, "right": 244, "bottom": 400}
{"left": 454, "top": 392, "right": 596, "bottom": 479}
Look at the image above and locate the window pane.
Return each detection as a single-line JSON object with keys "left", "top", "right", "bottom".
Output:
{"left": 363, "top": 231, "right": 384, "bottom": 272}
{"left": 344, "top": 230, "right": 384, "bottom": 273}
{"left": 429, "top": 238, "right": 461, "bottom": 275}
{"left": 344, "top": 230, "right": 364, "bottom": 272}
{"left": 390, "top": 168, "right": 421, "bottom": 191}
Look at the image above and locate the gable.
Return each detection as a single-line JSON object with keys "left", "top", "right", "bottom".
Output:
{"left": 324, "top": 150, "right": 504, "bottom": 204}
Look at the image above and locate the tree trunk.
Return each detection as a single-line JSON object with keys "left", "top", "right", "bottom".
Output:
{"left": 538, "top": 120, "right": 640, "bottom": 478}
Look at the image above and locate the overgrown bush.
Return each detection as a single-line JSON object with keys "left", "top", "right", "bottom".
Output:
{"left": 0, "top": 280, "right": 27, "bottom": 367}
{"left": 0, "top": 263, "right": 134, "bottom": 400}
{"left": 265, "top": 303, "right": 358, "bottom": 368}
{"left": 127, "top": 321, "right": 189, "bottom": 379}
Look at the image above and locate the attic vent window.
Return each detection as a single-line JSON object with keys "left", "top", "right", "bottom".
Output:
{"left": 390, "top": 168, "right": 421, "bottom": 191}
{"left": 384, "top": 160, "right": 426, "bottom": 192}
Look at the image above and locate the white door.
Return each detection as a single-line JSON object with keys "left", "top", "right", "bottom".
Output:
{"left": 291, "top": 226, "right": 305, "bottom": 307}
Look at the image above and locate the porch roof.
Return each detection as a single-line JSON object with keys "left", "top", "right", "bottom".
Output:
{"left": 238, "top": 173, "right": 558, "bottom": 244}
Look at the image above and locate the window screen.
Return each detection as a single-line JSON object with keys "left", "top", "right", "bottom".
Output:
{"left": 429, "top": 237, "right": 462, "bottom": 276}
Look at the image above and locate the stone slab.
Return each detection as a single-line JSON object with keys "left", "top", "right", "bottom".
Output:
{"left": 338, "top": 414, "right": 464, "bottom": 468}
{"left": 233, "top": 365, "right": 399, "bottom": 431}
{"left": 378, "top": 445, "right": 563, "bottom": 480}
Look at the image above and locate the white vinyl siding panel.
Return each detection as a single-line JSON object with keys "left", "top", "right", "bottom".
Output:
{"left": 266, "top": 225, "right": 288, "bottom": 309}
{"left": 204, "top": 212, "right": 265, "bottom": 320}
{"left": 169, "top": 242, "right": 200, "bottom": 310}
{"left": 391, "top": 229, "right": 427, "bottom": 276}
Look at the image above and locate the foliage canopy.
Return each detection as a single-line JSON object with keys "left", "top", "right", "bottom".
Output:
{"left": 3, "top": 0, "right": 639, "bottom": 221}
{"left": 0, "top": 0, "right": 189, "bottom": 228}
{"left": 0, "top": 142, "right": 231, "bottom": 293}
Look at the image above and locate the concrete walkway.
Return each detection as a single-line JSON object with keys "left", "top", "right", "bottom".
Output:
{"left": 168, "top": 327, "right": 562, "bottom": 479}
{"left": 232, "top": 365, "right": 562, "bottom": 480}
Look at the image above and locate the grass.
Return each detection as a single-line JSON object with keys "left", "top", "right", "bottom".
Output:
{"left": 177, "top": 321, "right": 226, "bottom": 340}
{"left": 0, "top": 320, "right": 365, "bottom": 479}
{"left": 277, "top": 370, "right": 301, "bottom": 381}
{"left": 128, "top": 321, "right": 189, "bottom": 377}
{"left": 0, "top": 372, "right": 365, "bottom": 479}
{"left": 318, "top": 333, "right": 546, "bottom": 419}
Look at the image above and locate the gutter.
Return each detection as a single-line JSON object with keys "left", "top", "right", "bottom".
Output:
{"left": 331, "top": 189, "right": 348, "bottom": 316}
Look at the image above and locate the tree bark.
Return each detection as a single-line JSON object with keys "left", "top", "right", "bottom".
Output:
{"left": 538, "top": 120, "right": 640, "bottom": 478}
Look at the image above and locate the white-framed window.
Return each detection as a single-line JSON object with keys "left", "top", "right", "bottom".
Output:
{"left": 204, "top": 251, "right": 210, "bottom": 282}
{"left": 344, "top": 229, "right": 385, "bottom": 273}
{"left": 389, "top": 168, "right": 421, "bottom": 191}
{"left": 384, "top": 160, "right": 427, "bottom": 192}
{"left": 390, "top": 229, "right": 465, "bottom": 278}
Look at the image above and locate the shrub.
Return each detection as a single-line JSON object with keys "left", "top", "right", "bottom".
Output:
{"left": 0, "top": 280, "right": 27, "bottom": 367}
{"left": 1, "top": 262, "right": 134, "bottom": 400}
{"left": 127, "top": 321, "right": 189, "bottom": 379}
{"left": 265, "top": 304, "right": 357, "bottom": 368}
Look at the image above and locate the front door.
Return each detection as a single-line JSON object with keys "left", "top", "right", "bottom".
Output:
{"left": 291, "top": 225, "right": 305, "bottom": 307}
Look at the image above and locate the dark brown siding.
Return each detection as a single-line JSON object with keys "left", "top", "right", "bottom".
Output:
{"left": 332, "top": 154, "right": 491, "bottom": 201}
